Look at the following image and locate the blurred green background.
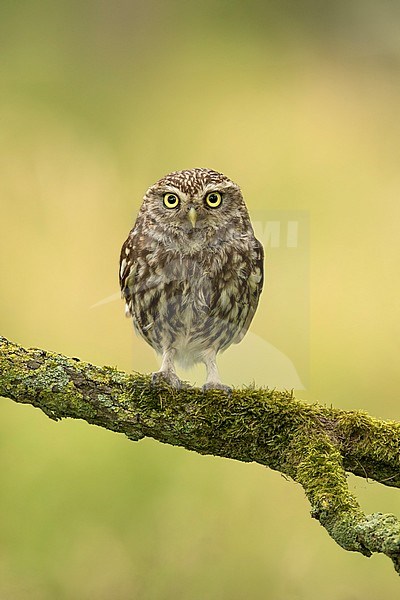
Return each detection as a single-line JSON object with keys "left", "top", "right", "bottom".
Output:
{"left": 1, "top": 1, "right": 400, "bottom": 598}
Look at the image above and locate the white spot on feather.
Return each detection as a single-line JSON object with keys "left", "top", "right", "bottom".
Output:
{"left": 120, "top": 258, "right": 127, "bottom": 277}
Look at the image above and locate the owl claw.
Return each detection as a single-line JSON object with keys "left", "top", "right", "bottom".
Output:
{"left": 202, "top": 382, "right": 232, "bottom": 394}
{"left": 151, "top": 371, "right": 191, "bottom": 390}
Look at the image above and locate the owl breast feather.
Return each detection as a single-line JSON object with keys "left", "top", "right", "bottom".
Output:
{"left": 129, "top": 244, "right": 259, "bottom": 367}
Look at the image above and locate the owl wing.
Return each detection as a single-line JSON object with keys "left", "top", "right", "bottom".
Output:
{"left": 119, "top": 232, "right": 138, "bottom": 319}
{"left": 119, "top": 230, "right": 162, "bottom": 347}
{"left": 233, "top": 236, "right": 264, "bottom": 344}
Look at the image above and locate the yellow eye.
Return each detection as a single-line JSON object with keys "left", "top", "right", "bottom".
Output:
{"left": 163, "top": 193, "right": 180, "bottom": 209}
{"left": 205, "top": 191, "right": 222, "bottom": 208}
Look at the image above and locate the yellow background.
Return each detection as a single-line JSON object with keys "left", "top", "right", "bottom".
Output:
{"left": 1, "top": 1, "right": 400, "bottom": 597}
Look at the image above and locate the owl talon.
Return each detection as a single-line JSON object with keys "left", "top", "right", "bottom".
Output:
{"left": 202, "top": 382, "right": 232, "bottom": 394}
{"left": 151, "top": 371, "right": 190, "bottom": 390}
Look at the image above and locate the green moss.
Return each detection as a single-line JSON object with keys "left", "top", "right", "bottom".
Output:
{"left": 1, "top": 335, "right": 400, "bottom": 573}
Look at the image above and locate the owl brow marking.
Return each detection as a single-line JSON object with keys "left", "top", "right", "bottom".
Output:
{"left": 158, "top": 168, "right": 230, "bottom": 195}
{"left": 158, "top": 186, "right": 188, "bottom": 201}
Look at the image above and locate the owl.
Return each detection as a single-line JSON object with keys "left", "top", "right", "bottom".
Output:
{"left": 119, "top": 168, "right": 264, "bottom": 392}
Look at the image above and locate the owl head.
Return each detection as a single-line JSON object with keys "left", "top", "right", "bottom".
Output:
{"left": 138, "top": 168, "right": 251, "bottom": 239}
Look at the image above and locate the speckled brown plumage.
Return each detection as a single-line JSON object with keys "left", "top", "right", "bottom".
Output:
{"left": 119, "top": 168, "right": 264, "bottom": 391}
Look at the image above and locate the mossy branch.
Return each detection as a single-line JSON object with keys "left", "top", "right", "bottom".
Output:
{"left": 1, "top": 336, "right": 400, "bottom": 573}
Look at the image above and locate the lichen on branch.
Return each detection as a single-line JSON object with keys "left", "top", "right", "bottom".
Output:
{"left": 1, "top": 335, "right": 400, "bottom": 573}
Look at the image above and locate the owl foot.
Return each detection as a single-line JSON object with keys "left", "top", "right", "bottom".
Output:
{"left": 151, "top": 370, "right": 191, "bottom": 390}
{"left": 202, "top": 382, "right": 232, "bottom": 394}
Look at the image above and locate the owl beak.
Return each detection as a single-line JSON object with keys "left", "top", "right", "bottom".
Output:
{"left": 188, "top": 207, "right": 197, "bottom": 229}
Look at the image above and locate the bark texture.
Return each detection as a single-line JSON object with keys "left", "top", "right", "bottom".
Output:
{"left": 1, "top": 335, "right": 400, "bottom": 573}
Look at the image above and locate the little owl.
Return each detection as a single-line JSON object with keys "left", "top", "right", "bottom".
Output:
{"left": 119, "top": 168, "right": 264, "bottom": 392}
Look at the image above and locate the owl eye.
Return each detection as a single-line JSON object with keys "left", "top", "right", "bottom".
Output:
{"left": 163, "top": 193, "right": 180, "bottom": 209}
{"left": 205, "top": 191, "right": 222, "bottom": 208}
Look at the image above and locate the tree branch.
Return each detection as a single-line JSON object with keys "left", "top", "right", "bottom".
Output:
{"left": 1, "top": 335, "right": 400, "bottom": 573}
